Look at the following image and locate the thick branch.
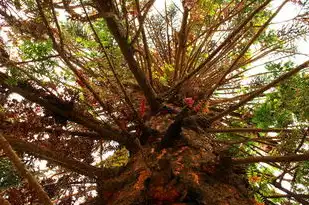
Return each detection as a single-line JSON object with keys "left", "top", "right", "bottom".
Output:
{"left": 0, "top": 133, "right": 52, "bottom": 205}
{"left": 0, "top": 72, "right": 125, "bottom": 143}
{"left": 232, "top": 152, "right": 309, "bottom": 164}
{"left": 5, "top": 136, "right": 104, "bottom": 178}
{"left": 173, "top": 7, "right": 189, "bottom": 81}
{"left": 95, "top": 0, "right": 160, "bottom": 112}
{"left": 34, "top": 128, "right": 101, "bottom": 140}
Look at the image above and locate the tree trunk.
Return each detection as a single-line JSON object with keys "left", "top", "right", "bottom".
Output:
{"left": 94, "top": 129, "right": 254, "bottom": 205}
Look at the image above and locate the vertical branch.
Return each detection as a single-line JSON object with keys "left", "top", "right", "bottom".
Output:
{"left": 134, "top": 0, "right": 155, "bottom": 86}
{"left": 165, "top": 0, "right": 272, "bottom": 95}
{"left": 79, "top": 0, "right": 143, "bottom": 126}
{"left": 173, "top": 7, "right": 189, "bottom": 81}
{"left": 165, "top": 0, "right": 172, "bottom": 64}
{"left": 95, "top": 0, "right": 161, "bottom": 112}
{"left": 0, "top": 133, "right": 52, "bottom": 205}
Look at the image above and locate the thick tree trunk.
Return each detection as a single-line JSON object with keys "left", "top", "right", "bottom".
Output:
{"left": 94, "top": 129, "right": 254, "bottom": 205}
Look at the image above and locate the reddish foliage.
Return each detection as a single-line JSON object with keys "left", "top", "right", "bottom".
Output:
{"left": 139, "top": 98, "right": 146, "bottom": 117}
{"left": 184, "top": 97, "right": 194, "bottom": 108}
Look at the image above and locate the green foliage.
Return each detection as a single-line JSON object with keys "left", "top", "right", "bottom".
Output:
{"left": 18, "top": 39, "right": 56, "bottom": 79}
{"left": 252, "top": 61, "right": 309, "bottom": 128}
{"left": 20, "top": 39, "right": 53, "bottom": 60}
{"left": 98, "top": 147, "right": 129, "bottom": 168}
{"left": 258, "top": 29, "right": 284, "bottom": 48}
{"left": 65, "top": 21, "right": 89, "bottom": 39}
{"left": 279, "top": 75, "right": 309, "bottom": 121}
{"left": 266, "top": 61, "right": 295, "bottom": 77}
{"left": 275, "top": 131, "right": 303, "bottom": 155}
{"left": 295, "top": 161, "right": 309, "bottom": 192}
{"left": 247, "top": 164, "right": 278, "bottom": 203}
{"left": 153, "top": 63, "right": 174, "bottom": 85}
{"left": 0, "top": 158, "right": 21, "bottom": 190}
{"left": 252, "top": 94, "right": 293, "bottom": 128}
{"left": 198, "top": 0, "right": 221, "bottom": 16}
{"left": 92, "top": 19, "right": 113, "bottom": 47}
{"left": 252, "top": 9, "right": 272, "bottom": 26}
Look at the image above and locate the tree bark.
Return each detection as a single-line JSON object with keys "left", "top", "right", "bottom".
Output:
{"left": 92, "top": 129, "right": 255, "bottom": 205}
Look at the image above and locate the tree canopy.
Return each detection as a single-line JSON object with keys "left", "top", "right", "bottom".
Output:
{"left": 1, "top": 0, "right": 309, "bottom": 204}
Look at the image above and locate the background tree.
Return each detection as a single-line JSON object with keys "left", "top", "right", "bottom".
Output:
{"left": 1, "top": 0, "right": 309, "bottom": 204}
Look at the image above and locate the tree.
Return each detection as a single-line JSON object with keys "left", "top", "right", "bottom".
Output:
{"left": 1, "top": 0, "right": 309, "bottom": 204}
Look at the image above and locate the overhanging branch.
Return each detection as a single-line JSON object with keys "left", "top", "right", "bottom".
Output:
{"left": 0, "top": 133, "right": 53, "bottom": 205}
{"left": 0, "top": 72, "right": 125, "bottom": 144}
{"left": 5, "top": 136, "right": 105, "bottom": 178}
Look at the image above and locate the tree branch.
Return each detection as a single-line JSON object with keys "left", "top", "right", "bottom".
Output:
{"left": 210, "top": 60, "right": 309, "bottom": 122}
{"left": 173, "top": 7, "right": 189, "bottom": 81}
{"left": 265, "top": 194, "right": 309, "bottom": 199}
{"left": 232, "top": 152, "right": 309, "bottom": 164}
{"left": 34, "top": 128, "right": 101, "bottom": 140}
{"left": 5, "top": 135, "right": 106, "bottom": 178}
{"left": 205, "top": 128, "right": 295, "bottom": 133}
{"left": 0, "top": 72, "right": 125, "bottom": 144}
{"left": 272, "top": 181, "right": 309, "bottom": 205}
{"left": 203, "top": 0, "right": 288, "bottom": 101}
{"left": 0, "top": 133, "right": 53, "bottom": 205}
{"left": 94, "top": 0, "right": 160, "bottom": 112}
{"left": 164, "top": 0, "right": 272, "bottom": 96}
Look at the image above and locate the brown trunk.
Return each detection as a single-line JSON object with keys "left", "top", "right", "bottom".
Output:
{"left": 93, "top": 129, "right": 254, "bottom": 205}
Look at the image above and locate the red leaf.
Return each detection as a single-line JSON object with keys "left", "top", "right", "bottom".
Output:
{"left": 184, "top": 97, "right": 194, "bottom": 108}
{"left": 139, "top": 98, "right": 146, "bottom": 117}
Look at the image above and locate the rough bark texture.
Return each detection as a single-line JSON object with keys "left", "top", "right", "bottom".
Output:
{"left": 91, "top": 128, "right": 254, "bottom": 205}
